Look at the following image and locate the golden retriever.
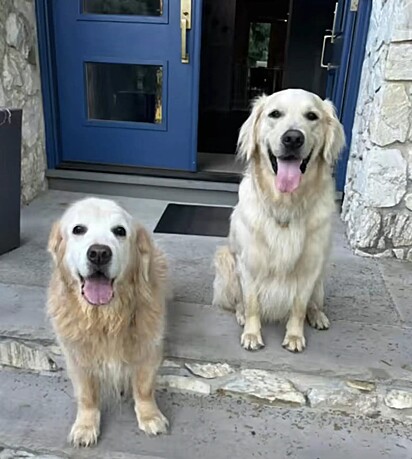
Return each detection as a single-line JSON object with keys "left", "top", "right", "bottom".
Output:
{"left": 213, "top": 89, "right": 345, "bottom": 353}
{"left": 47, "top": 197, "right": 168, "bottom": 446}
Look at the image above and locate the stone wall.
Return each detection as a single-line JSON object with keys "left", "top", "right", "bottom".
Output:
{"left": 0, "top": 0, "right": 46, "bottom": 203}
{"left": 342, "top": 0, "right": 412, "bottom": 260}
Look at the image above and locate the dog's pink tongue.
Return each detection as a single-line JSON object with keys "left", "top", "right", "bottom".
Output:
{"left": 83, "top": 277, "right": 113, "bottom": 306}
{"left": 275, "top": 159, "right": 302, "bottom": 193}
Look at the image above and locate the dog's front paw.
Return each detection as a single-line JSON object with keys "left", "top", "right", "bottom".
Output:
{"left": 69, "top": 420, "right": 100, "bottom": 447}
{"left": 138, "top": 409, "right": 169, "bottom": 436}
{"left": 241, "top": 331, "right": 265, "bottom": 351}
{"left": 282, "top": 334, "right": 306, "bottom": 353}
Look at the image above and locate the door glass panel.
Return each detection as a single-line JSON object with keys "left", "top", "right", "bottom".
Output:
{"left": 83, "top": 0, "right": 162, "bottom": 16}
{"left": 247, "top": 22, "right": 285, "bottom": 100}
{"left": 85, "top": 62, "right": 163, "bottom": 124}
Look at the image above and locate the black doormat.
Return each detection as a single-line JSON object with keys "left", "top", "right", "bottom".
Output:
{"left": 154, "top": 204, "right": 232, "bottom": 237}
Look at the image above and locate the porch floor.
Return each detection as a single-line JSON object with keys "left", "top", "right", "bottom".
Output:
{"left": 198, "top": 152, "right": 242, "bottom": 175}
{"left": 1, "top": 190, "right": 412, "bottom": 458}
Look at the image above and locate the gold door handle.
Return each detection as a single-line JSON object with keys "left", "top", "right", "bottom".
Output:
{"left": 181, "top": 0, "right": 191, "bottom": 64}
{"left": 181, "top": 18, "right": 189, "bottom": 63}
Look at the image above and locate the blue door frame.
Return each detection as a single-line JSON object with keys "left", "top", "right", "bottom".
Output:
{"left": 35, "top": 0, "right": 203, "bottom": 171}
{"left": 36, "top": 0, "right": 371, "bottom": 189}
{"left": 325, "top": 0, "right": 372, "bottom": 192}
{"left": 35, "top": 0, "right": 61, "bottom": 169}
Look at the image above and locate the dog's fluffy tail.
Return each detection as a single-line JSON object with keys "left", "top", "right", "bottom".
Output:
{"left": 212, "top": 246, "right": 241, "bottom": 311}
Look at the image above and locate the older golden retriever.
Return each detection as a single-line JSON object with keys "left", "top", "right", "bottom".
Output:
{"left": 213, "top": 89, "right": 345, "bottom": 353}
{"left": 47, "top": 197, "right": 168, "bottom": 447}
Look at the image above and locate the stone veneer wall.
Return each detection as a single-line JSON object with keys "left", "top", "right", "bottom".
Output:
{"left": 0, "top": 0, "right": 46, "bottom": 203}
{"left": 342, "top": 0, "right": 412, "bottom": 260}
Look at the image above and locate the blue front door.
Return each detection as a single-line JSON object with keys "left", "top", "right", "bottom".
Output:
{"left": 52, "top": 0, "right": 202, "bottom": 170}
{"left": 323, "top": 0, "right": 372, "bottom": 191}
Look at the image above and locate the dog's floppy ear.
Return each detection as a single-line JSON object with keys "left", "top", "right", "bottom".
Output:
{"left": 237, "top": 95, "right": 267, "bottom": 162}
{"left": 48, "top": 221, "right": 63, "bottom": 264}
{"left": 135, "top": 225, "right": 153, "bottom": 283}
{"left": 322, "top": 99, "right": 346, "bottom": 165}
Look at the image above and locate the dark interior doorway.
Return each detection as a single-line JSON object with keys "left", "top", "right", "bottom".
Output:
{"left": 197, "top": 0, "right": 337, "bottom": 172}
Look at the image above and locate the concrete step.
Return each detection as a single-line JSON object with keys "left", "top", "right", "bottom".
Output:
{"left": 46, "top": 170, "right": 239, "bottom": 206}
{"left": 0, "top": 368, "right": 411, "bottom": 459}
{"left": 46, "top": 169, "right": 345, "bottom": 205}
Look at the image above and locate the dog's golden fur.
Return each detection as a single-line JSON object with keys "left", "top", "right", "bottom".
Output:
{"left": 47, "top": 198, "right": 169, "bottom": 447}
{"left": 213, "top": 89, "right": 345, "bottom": 353}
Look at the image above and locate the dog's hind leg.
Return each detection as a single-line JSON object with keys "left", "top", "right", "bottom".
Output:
{"left": 306, "top": 278, "right": 330, "bottom": 330}
{"left": 235, "top": 302, "right": 246, "bottom": 327}
{"left": 212, "top": 246, "right": 241, "bottom": 313}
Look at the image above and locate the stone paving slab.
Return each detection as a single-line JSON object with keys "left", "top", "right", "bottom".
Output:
{"left": 166, "top": 301, "right": 412, "bottom": 381}
{"left": 1, "top": 282, "right": 412, "bottom": 382}
{"left": 0, "top": 190, "right": 406, "bottom": 327}
{"left": 0, "top": 239, "right": 402, "bottom": 327}
{"left": 0, "top": 449, "right": 161, "bottom": 459}
{"left": 379, "top": 259, "right": 412, "bottom": 326}
{"left": 0, "top": 243, "right": 402, "bottom": 328}
{"left": 0, "top": 370, "right": 411, "bottom": 459}
{"left": 0, "top": 284, "right": 48, "bottom": 337}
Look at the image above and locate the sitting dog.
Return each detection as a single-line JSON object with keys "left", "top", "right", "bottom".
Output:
{"left": 47, "top": 197, "right": 169, "bottom": 446}
{"left": 213, "top": 89, "right": 345, "bottom": 352}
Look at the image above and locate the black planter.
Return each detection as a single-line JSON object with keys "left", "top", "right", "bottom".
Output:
{"left": 0, "top": 108, "right": 22, "bottom": 255}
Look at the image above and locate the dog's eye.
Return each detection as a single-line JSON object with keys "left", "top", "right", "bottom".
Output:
{"left": 112, "top": 226, "right": 127, "bottom": 237}
{"left": 73, "top": 225, "right": 87, "bottom": 236}
{"left": 306, "top": 112, "right": 318, "bottom": 121}
{"left": 269, "top": 109, "right": 282, "bottom": 119}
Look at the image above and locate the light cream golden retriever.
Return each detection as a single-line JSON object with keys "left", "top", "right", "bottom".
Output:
{"left": 47, "top": 197, "right": 168, "bottom": 447}
{"left": 213, "top": 89, "right": 345, "bottom": 353}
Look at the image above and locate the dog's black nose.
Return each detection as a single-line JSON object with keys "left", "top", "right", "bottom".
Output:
{"left": 87, "top": 244, "right": 112, "bottom": 266}
{"left": 281, "top": 130, "right": 305, "bottom": 150}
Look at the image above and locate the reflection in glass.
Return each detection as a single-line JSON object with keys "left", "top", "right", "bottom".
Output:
{"left": 83, "top": 0, "right": 162, "bottom": 16}
{"left": 86, "top": 62, "right": 163, "bottom": 124}
{"left": 248, "top": 22, "right": 271, "bottom": 67}
{"left": 247, "top": 22, "right": 284, "bottom": 100}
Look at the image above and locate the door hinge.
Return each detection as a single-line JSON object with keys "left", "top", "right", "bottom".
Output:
{"left": 350, "top": 0, "right": 359, "bottom": 11}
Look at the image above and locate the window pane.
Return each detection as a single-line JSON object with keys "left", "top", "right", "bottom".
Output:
{"left": 83, "top": 0, "right": 162, "bottom": 16}
{"left": 86, "top": 62, "right": 163, "bottom": 124}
